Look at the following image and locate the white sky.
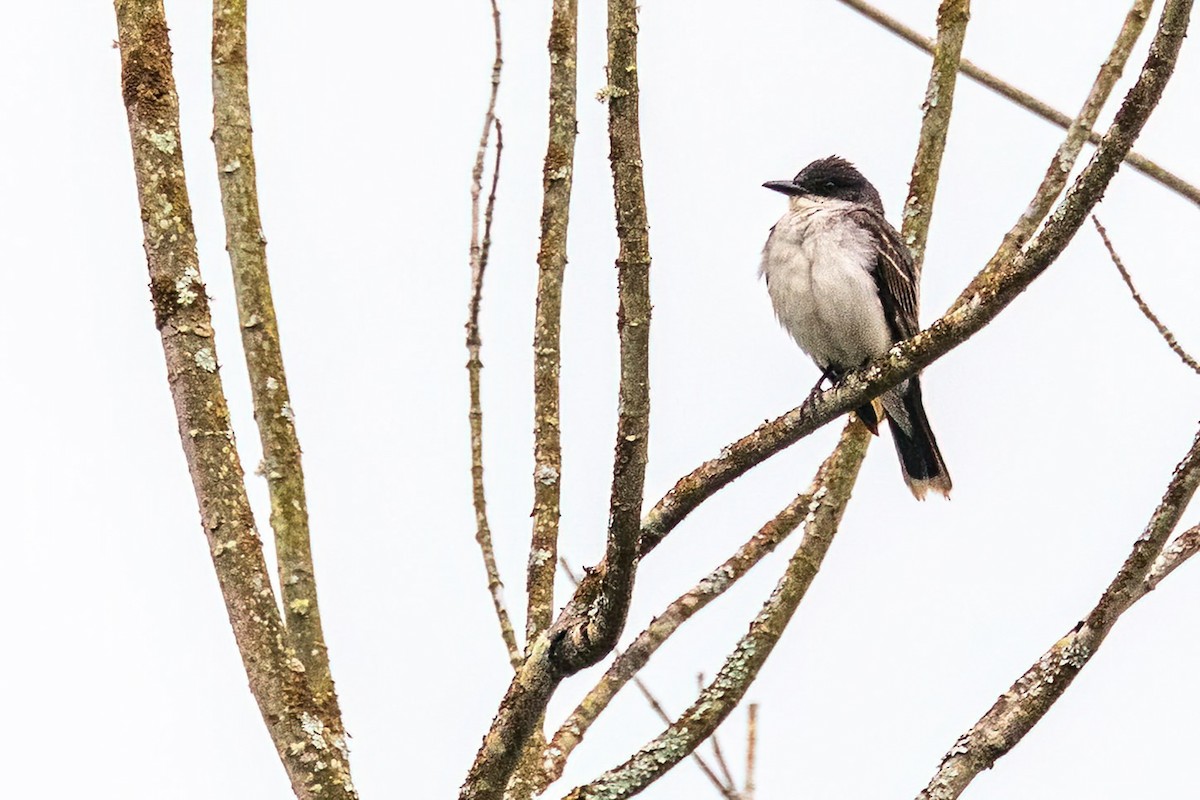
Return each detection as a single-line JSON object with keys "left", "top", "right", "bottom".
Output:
{"left": 2, "top": 1, "right": 1199, "bottom": 797}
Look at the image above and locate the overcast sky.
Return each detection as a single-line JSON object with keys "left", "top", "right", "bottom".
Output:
{"left": 3, "top": 1, "right": 1199, "bottom": 797}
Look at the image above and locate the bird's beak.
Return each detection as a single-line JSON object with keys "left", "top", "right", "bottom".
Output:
{"left": 763, "top": 180, "right": 803, "bottom": 196}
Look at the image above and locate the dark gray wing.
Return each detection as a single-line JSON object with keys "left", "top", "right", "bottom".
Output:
{"left": 848, "top": 207, "right": 919, "bottom": 343}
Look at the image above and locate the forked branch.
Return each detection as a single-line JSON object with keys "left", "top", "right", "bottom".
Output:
{"left": 115, "top": 2, "right": 355, "bottom": 797}
{"left": 466, "top": 0, "right": 521, "bottom": 669}
{"left": 562, "top": 421, "right": 872, "bottom": 799}
{"left": 919, "top": 424, "right": 1200, "bottom": 799}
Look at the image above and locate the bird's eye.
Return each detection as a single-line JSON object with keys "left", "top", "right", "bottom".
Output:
{"left": 824, "top": 181, "right": 837, "bottom": 190}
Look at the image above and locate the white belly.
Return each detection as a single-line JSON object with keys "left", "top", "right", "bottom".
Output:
{"left": 761, "top": 204, "right": 892, "bottom": 372}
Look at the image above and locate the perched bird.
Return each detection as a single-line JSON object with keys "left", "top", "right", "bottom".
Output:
{"left": 760, "top": 156, "right": 951, "bottom": 499}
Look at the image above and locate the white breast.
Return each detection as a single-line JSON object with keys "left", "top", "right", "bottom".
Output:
{"left": 760, "top": 198, "right": 892, "bottom": 373}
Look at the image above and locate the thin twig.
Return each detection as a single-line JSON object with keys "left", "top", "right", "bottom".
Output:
{"left": 919, "top": 422, "right": 1200, "bottom": 800}
{"left": 954, "top": 0, "right": 1154, "bottom": 311}
{"left": 539, "top": 479, "right": 820, "bottom": 789}
{"left": 552, "top": 3, "right": 967, "bottom": 787}
{"left": 528, "top": 0, "right": 579, "bottom": 648}
{"left": 1092, "top": 215, "right": 1200, "bottom": 375}
{"left": 114, "top": 2, "right": 354, "bottom": 797}
{"left": 466, "top": 0, "right": 521, "bottom": 672}
{"left": 461, "top": 1, "right": 1190, "bottom": 795}
{"left": 745, "top": 704, "right": 758, "bottom": 800}
{"left": 563, "top": 421, "right": 872, "bottom": 800}
{"left": 901, "top": 0, "right": 970, "bottom": 275}
{"left": 555, "top": 562, "right": 735, "bottom": 799}
{"left": 458, "top": 1, "right": 655, "bottom": 794}
{"left": 211, "top": 0, "right": 343, "bottom": 726}
{"left": 836, "top": 0, "right": 1200, "bottom": 207}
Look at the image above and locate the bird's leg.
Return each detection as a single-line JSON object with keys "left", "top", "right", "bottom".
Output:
{"left": 802, "top": 365, "right": 881, "bottom": 435}
{"left": 802, "top": 365, "right": 840, "bottom": 407}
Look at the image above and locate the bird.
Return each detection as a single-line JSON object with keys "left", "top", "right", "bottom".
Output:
{"left": 760, "top": 155, "right": 951, "bottom": 499}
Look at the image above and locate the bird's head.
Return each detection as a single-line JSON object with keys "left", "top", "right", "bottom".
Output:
{"left": 763, "top": 156, "right": 884, "bottom": 214}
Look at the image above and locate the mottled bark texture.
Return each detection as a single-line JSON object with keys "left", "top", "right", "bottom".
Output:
{"left": 920, "top": 424, "right": 1200, "bottom": 800}
{"left": 901, "top": 0, "right": 968, "bottom": 274}
{"left": 114, "top": 2, "right": 356, "bottom": 797}
{"left": 528, "top": 0, "right": 579, "bottom": 646}
{"left": 537, "top": 481, "right": 822, "bottom": 790}
{"left": 594, "top": 0, "right": 653, "bottom": 660}
{"left": 838, "top": 0, "right": 1200, "bottom": 207}
{"left": 563, "top": 421, "right": 871, "bottom": 800}
{"left": 211, "top": 0, "right": 342, "bottom": 726}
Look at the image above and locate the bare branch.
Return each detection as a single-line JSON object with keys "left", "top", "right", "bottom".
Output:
{"left": 563, "top": 421, "right": 872, "bottom": 800}
{"left": 836, "top": 0, "right": 1200, "bottom": 207}
{"left": 902, "top": 0, "right": 970, "bottom": 274}
{"left": 552, "top": 562, "right": 736, "bottom": 800}
{"left": 466, "top": 0, "right": 521, "bottom": 671}
{"left": 919, "top": 423, "right": 1200, "bottom": 800}
{"left": 955, "top": 0, "right": 1153, "bottom": 313}
{"left": 541, "top": 482, "right": 819, "bottom": 787}
{"left": 460, "top": 2, "right": 654, "bottom": 794}
{"left": 1146, "top": 523, "right": 1200, "bottom": 590}
{"left": 463, "top": 1, "right": 1189, "bottom": 795}
{"left": 744, "top": 704, "right": 758, "bottom": 800}
{"left": 211, "top": 0, "right": 343, "bottom": 726}
{"left": 583, "top": 0, "right": 655, "bottom": 662}
{"left": 638, "top": 0, "right": 1178, "bottom": 562}
{"left": 528, "top": 0, "right": 579, "bottom": 647}
{"left": 114, "top": 2, "right": 354, "bottom": 797}
{"left": 1092, "top": 215, "right": 1200, "bottom": 376}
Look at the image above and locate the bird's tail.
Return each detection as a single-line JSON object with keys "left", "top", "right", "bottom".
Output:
{"left": 883, "top": 378, "right": 951, "bottom": 500}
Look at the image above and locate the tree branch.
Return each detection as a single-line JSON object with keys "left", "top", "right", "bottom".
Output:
{"left": 528, "top": 0, "right": 579, "bottom": 647}
{"left": 585, "top": 0, "right": 654, "bottom": 663}
{"left": 1092, "top": 215, "right": 1200, "bottom": 376}
{"left": 115, "top": 2, "right": 355, "bottom": 797}
{"left": 918, "top": 422, "right": 1200, "bottom": 800}
{"left": 703, "top": 696, "right": 738, "bottom": 796}
{"left": 538, "top": 484, "right": 817, "bottom": 790}
{"left": 637, "top": 0, "right": 1175, "bottom": 562}
{"left": 901, "top": 0, "right": 970, "bottom": 275}
{"left": 460, "top": 1, "right": 654, "bottom": 795}
{"left": 466, "top": 0, "right": 521, "bottom": 670}
{"left": 836, "top": 0, "right": 1200, "bottom": 207}
{"left": 211, "top": 0, "right": 343, "bottom": 727}
{"left": 462, "top": 0, "right": 1188, "bottom": 794}
{"left": 954, "top": 0, "right": 1153, "bottom": 311}
{"left": 563, "top": 420, "right": 872, "bottom": 800}
{"left": 552, "top": 562, "right": 737, "bottom": 799}
{"left": 552, "top": 0, "right": 970, "bottom": 785}
{"left": 1146, "top": 523, "right": 1200, "bottom": 590}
